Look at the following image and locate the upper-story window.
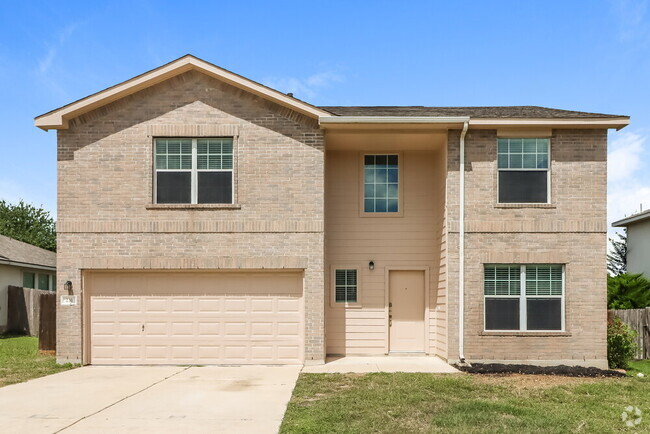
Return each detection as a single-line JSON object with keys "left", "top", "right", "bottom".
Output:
{"left": 364, "top": 154, "right": 399, "bottom": 213}
{"left": 497, "top": 138, "right": 549, "bottom": 203}
{"left": 154, "top": 138, "right": 233, "bottom": 204}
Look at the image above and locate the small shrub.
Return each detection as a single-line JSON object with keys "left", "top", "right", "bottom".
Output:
{"left": 607, "top": 318, "right": 638, "bottom": 369}
{"left": 607, "top": 273, "right": 650, "bottom": 309}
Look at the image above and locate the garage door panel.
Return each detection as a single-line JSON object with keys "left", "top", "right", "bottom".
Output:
{"left": 88, "top": 272, "right": 303, "bottom": 365}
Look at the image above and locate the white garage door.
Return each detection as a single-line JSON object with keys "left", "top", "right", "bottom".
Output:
{"left": 86, "top": 271, "right": 303, "bottom": 365}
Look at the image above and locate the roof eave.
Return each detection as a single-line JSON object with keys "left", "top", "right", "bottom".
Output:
{"left": 469, "top": 117, "right": 630, "bottom": 130}
{"left": 612, "top": 211, "right": 650, "bottom": 227}
{"left": 35, "top": 55, "right": 332, "bottom": 131}
{"left": 319, "top": 116, "right": 471, "bottom": 130}
{"left": 0, "top": 258, "right": 56, "bottom": 271}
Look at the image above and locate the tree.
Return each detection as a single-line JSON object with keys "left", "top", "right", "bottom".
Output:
{"left": 607, "top": 273, "right": 650, "bottom": 309}
{"left": 607, "top": 230, "right": 627, "bottom": 276}
{"left": 0, "top": 200, "right": 56, "bottom": 251}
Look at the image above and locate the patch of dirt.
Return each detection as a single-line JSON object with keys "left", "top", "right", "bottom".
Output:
{"left": 454, "top": 363, "right": 626, "bottom": 378}
{"left": 471, "top": 373, "right": 604, "bottom": 389}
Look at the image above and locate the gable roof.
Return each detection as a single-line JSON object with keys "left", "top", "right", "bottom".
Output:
{"left": 34, "top": 54, "right": 630, "bottom": 131}
{"left": 35, "top": 55, "right": 333, "bottom": 130}
{"left": 0, "top": 234, "right": 56, "bottom": 270}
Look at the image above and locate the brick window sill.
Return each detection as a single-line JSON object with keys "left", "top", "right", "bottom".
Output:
{"left": 146, "top": 204, "right": 241, "bottom": 210}
{"left": 479, "top": 331, "right": 571, "bottom": 337}
{"left": 494, "top": 203, "right": 556, "bottom": 209}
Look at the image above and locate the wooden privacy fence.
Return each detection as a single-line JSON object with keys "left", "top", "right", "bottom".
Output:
{"left": 609, "top": 308, "right": 650, "bottom": 359}
{"left": 7, "top": 286, "right": 56, "bottom": 351}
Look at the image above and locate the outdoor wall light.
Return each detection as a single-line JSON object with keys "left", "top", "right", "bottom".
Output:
{"left": 64, "top": 281, "right": 73, "bottom": 294}
{"left": 369, "top": 261, "right": 375, "bottom": 271}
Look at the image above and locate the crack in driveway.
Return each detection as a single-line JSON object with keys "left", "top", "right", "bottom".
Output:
{"left": 54, "top": 366, "right": 191, "bottom": 433}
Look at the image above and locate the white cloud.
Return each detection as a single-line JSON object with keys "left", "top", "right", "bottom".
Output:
{"left": 607, "top": 130, "right": 650, "bottom": 244}
{"left": 262, "top": 70, "right": 344, "bottom": 99}
{"left": 35, "top": 23, "right": 77, "bottom": 98}
{"left": 608, "top": 131, "right": 645, "bottom": 183}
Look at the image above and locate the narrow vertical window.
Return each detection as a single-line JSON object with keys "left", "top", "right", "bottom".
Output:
{"left": 197, "top": 138, "right": 233, "bottom": 204}
{"left": 364, "top": 154, "right": 399, "bottom": 213}
{"left": 155, "top": 138, "right": 192, "bottom": 203}
{"left": 497, "top": 138, "right": 549, "bottom": 203}
{"left": 484, "top": 265, "right": 521, "bottom": 330}
{"left": 335, "top": 269, "right": 358, "bottom": 303}
{"left": 23, "top": 272, "right": 35, "bottom": 288}
{"left": 37, "top": 274, "right": 50, "bottom": 291}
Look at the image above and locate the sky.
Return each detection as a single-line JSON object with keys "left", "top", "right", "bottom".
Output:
{"left": 0, "top": 0, "right": 649, "bottom": 239}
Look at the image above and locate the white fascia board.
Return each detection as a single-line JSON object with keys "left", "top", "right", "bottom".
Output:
{"left": 612, "top": 211, "right": 650, "bottom": 227}
{"left": 319, "top": 116, "right": 471, "bottom": 125}
{"left": 470, "top": 117, "right": 630, "bottom": 130}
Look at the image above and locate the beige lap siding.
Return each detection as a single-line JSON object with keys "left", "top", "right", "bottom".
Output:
{"left": 55, "top": 70, "right": 324, "bottom": 364}
{"left": 325, "top": 147, "right": 447, "bottom": 356}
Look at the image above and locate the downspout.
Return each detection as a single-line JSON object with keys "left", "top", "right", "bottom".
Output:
{"left": 458, "top": 121, "right": 469, "bottom": 365}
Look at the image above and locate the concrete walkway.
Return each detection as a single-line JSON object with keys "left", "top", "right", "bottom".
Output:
{"left": 0, "top": 365, "right": 300, "bottom": 434}
{"left": 302, "top": 356, "right": 461, "bottom": 373}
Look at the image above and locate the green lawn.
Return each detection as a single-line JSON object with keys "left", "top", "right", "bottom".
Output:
{"left": 627, "top": 360, "right": 650, "bottom": 377}
{"left": 281, "top": 372, "right": 650, "bottom": 433}
{"left": 0, "top": 335, "right": 76, "bottom": 387}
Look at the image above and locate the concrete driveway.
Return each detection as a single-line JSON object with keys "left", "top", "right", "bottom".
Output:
{"left": 0, "top": 365, "right": 300, "bottom": 433}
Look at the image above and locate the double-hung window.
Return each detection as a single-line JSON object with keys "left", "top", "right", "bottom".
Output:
{"left": 484, "top": 264, "right": 564, "bottom": 331}
{"left": 155, "top": 138, "right": 233, "bottom": 204}
{"left": 497, "top": 138, "right": 549, "bottom": 203}
{"left": 364, "top": 154, "right": 399, "bottom": 213}
{"left": 334, "top": 269, "right": 358, "bottom": 303}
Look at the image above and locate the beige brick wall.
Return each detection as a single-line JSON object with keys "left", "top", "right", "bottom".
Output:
{"left": 56, "top": 70, "right": 324, "bottom": 363}
{"left": 445, "top": 128, "right": 608, "bottom": 367}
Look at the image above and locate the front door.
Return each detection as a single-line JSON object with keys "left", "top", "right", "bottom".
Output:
{"left": 389, "top": 270, "right": 425, "bottom": 352}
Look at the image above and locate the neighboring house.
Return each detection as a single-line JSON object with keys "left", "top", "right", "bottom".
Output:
{"left": 35, "top": 55, "right": 629, "bottom": 368}
{"left": 612, "top": 211, "right": 650, "bottom": 277}
{"left": 0, "top": 234, "right": 56, "bottom": 332}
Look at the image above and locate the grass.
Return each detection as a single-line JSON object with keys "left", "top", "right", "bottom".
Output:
{"left": 0, "top": 335, "right": 77, "bottom": 387}
{"left": 280, "top": 372, "right": 650, "bottom": 433}
{"left": 627, "top": 359, "right": 650, "bottom": 377}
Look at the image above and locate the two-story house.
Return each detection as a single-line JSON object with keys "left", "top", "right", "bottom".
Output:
{"left": 35, "top": 55, "right": 628, "bottom": 368}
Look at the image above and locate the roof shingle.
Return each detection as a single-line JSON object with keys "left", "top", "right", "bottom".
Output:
{"left": 0, "top": 234, "right": 56, "bottom": 269}
{"left": 319, "top": 105, "right": 627, "bottom": 119}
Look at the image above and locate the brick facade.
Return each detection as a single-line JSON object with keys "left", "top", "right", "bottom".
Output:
{"left": 54, "top": 65, "right": 609, "bottom": 368}
{"left": 445, "top": 129, "right": 608, "bottom": 368}
{"left": 55, "top": 70, "right": 325, "bottom": 363}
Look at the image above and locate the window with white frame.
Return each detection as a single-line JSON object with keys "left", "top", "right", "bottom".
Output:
{"left": 484, "top": 264, "right": 564, "bottom": 331}
{"left": 364, "top": 154, "right": 399, "bottom": 213}
{"left": 497, "top": 138, "right": 549, "bottom": 203}
{"left": 335, "top": 269, "right": 358, "bottom": 303}
{"left": 155, "top": 138, "right": 233, "bottom": 204}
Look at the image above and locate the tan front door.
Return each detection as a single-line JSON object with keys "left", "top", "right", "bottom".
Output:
{"left": 86, "top": 271, "right": 303, "bottom": 365}
{"left": 389, "top": 270, "right": 425, "bottom": 352}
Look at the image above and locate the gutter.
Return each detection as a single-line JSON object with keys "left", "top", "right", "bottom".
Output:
{"left": 458, "top": 121, "right": 469, "bottom": 365}
{"left": 0, "top": 258, "right": 56, "bottom": 272}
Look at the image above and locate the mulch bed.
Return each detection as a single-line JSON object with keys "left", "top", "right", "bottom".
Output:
{"left": 454, "top": 363, "right": 626, "bottom": 378}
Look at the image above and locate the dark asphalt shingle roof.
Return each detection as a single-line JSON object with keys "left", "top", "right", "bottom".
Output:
{"left": 0, "top": 234, "right": 56, "bottom": 268}
{"left": 319, "top": 106, "right": 627, "bottom": 119}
